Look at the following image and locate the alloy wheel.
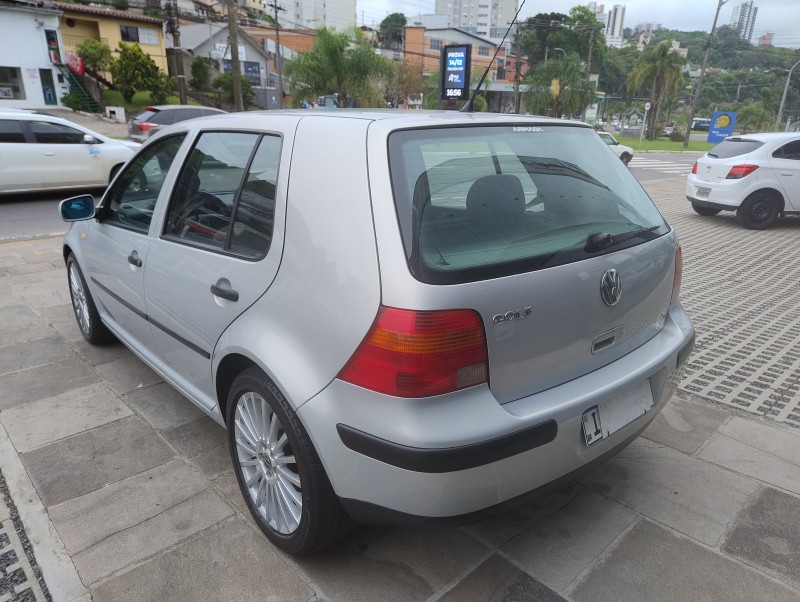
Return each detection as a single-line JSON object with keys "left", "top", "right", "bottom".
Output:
{"left": 68, "top": 263, "right": 90, "bottom": 335}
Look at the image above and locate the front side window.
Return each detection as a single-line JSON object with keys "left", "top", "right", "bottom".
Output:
{"left": 389, "top": 125, "right": 667, "bottom": 284}
{"left": 0, "top": 119, "right": 26, "bottom": 143}
{"left": 30, "top": 121, "right": 85, "bottom": 144}
{"left": 103, "top": 134, "right": 186, "bottom": 232}
{"left": 162, "top": 132, "right": 281, "bottom": 258}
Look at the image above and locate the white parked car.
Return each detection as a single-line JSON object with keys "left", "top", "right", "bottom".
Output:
{"left": 598, "top": 131, "right": 633, "bottom": 166}
{"left": 0, "top": 111, "right": 139, "bottom": 194}
{"left": 686, "top": 133, "right": 800, "bottom": 229}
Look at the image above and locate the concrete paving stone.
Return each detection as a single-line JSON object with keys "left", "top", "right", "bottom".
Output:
{"left": 21, "top": 416, "right": 174, "bottom": 507}
{"left": 0, "top": 254, "right": 26, "bottom": 268}
{"left": 0, "top": 291, "right": 26, "bottom": 310}
{"left": 11, "top": 277, "right": 70, "bottom": 308}
{"left": 581, "top": 438, "right": 760, "bottom": 547}
{"left": 642, "top": 396, "right": 730, "bottom": 454}
{"left": 90, "top": 519, "right": 312, "bottom": 602}
{"left": 723, "top": 487, "right": 800, "bottom": 589}
{"left": 4, "top": 262, "right": 59, "bottom": 276}
{"left": 462, "top": 485, "right": 583, "bottom": 548}
{"left": 0, "top": 357, "right": 100, "bottom": 410}
{"left": 50, "top": 459, "right": 208, "bottom": 554}
{"left": 37, "top": 303, "right": 85, "bottom": 343}
{"left": 439, "top": 554, "right": 567, "bottom": 602}
{"left": 71, "top": 338, "right": 131, "bottom": 367}
{"left": 571, "top": 520, "right": 800, "bottom": 602}
{"left": 499, "top": 489, "right": 638, "bottom": 593}
{"left": 94, "top": 356, "right": 162, "bottom": 394}
{"left": 125, "top": 382, "right": 204, "bottom": 430}
{"left": 73, "top": 488, "right": 234, "bottom": 585}
{"left": 1, "top": 382, "right": 131, "bottom": 453}
{"left": 297, "top": 525, "right": 489, "bottom": 602}
{"left": 717, "top": 416, "right": 800, "bottom": 466}
{"left": 210, "top": 469, "right": 253, "bottom": 521}
{"left": 0, "top": 336, "right": 73, "bottom": 376}
{"left": 161, "top": 416, "right": 230, "bottom": 477}
{"left": 0, "top": 313, "right": 54, "bottom": 346}
{"left": 699, "top": 433, "right": 800, "bottom": 496}
{"left": 0, "top": 303, "right": 38, "bottom": 325}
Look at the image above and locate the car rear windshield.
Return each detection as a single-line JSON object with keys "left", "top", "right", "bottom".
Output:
{"left": 388, "top": 125, "right": 667, "bottom": 285}
{"left": 707, "top": 138, "right": 764, "bottom": 159}
{"left": 134, "top": 110, "right": 157, "bottom": 124}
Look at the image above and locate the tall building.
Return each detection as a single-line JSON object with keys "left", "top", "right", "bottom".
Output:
{"left": 605, "top": 4, "right": 625, "bottom": 48}
{"left": 433, "top": 0, "right": 517, "bottom": 41}
{"left": 586, "top": 2, "right": 607, "bottom": 28}
{"left": 283, "top": 0, "right": 356, "bottom": 30}
{"left": 730, "top": 1, "right": 758, "bottom": 42}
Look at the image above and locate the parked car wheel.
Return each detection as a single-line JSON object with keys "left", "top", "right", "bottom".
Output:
{"left": 620, "top": 152, "right": 632, "bottom": 166}
{"left": 736, "top": 192, "right": 779, "bottom": 230}
{"left": 691, "top": 202, "right": 721, "bottom": 216}
{"left": 226, "top": 367, "right": 354, "bottom": 553}
{"left": 66, "top": 254, "right": 114, "bottom": 344}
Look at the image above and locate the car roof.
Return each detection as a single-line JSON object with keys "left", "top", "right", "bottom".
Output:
{"left": 146, "top": 105, "right": 226, "bottom": 112}
{"left": 724, "top": 132, "right": 800, "bottom": 143}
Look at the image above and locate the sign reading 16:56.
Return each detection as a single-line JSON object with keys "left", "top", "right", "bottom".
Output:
{"left": 440, "top": 45, "right": 472, "bottom": 101}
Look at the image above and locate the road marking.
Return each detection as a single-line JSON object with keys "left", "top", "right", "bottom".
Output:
{"left": 629, "top": 157, "right": 692, "bottom": 174}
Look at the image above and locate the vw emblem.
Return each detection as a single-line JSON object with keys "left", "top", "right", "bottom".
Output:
{"left": 601, "top": 269, "right": 622, "bottom": 306}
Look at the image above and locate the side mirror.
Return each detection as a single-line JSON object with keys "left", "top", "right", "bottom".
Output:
{"left": 59, "top": 195, "right": 96, "bottom": 221}
{"left": 83, "top": 133, "right": 97, "bottom": 144}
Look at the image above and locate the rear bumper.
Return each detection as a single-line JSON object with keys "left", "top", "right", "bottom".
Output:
{"left": 297, "top": 305, "right": 694, "bottom": 522}
{"left": 686, "top": 197, "right": 734, "bottom": 211}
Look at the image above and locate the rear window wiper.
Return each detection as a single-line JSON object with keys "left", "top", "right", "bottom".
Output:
{"left": 585, "top": 225, "right": 661, "bottom": 252}
{"left": 707, "top": 153, "right": 719, "bottom": 158}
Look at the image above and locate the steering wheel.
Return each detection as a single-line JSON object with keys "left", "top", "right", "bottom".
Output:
{"left": 170, "top": 192, "right": 230, "bottom": 236}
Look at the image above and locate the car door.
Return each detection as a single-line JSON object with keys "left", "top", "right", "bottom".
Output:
{"left": 82, "top": 134, "right": 187, "bottom": 352}
{"left": 0, "top": 118, "right": 42, "bottom": 192}
{"left": 144, "top": 129, "right": 287, "bottom": 411}
{"left": 28, "top": 119, "right": 104, "bottom": 188}
{"left": 769, "top": 139, "right": 800, "bottom": 210}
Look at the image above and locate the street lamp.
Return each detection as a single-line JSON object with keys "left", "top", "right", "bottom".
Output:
{"left": 775, "top": 58, "right": 800, "bottom": 131}
{"left": 544, "top": 47, "right": 566, "bottom": 62}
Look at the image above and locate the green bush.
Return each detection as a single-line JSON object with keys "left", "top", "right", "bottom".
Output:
{"left": 211, "top": 73, "right": 253, "bottom": 105}
{"left": 102, "top": 89, "right": 125, "bottom": 106}
{"left": 189, "top": 56, "right": 210, "bottom": 90}
{"left": 669, "top": 129, "right": 686, "bottom": 142}
{"left": 60, "top": 91, "right": 95, "bottom": 113}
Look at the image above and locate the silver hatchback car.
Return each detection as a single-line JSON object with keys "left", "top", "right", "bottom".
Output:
{"left": 60, "top": 111, "right": 694, "bottom": 553}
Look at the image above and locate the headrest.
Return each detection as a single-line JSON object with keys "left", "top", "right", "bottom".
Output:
{"left": 466, "top": 174, "right": 525, "bottom": 218}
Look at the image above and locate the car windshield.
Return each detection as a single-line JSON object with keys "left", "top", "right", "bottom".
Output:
{"left": 388, "top": 124, "right": 667, "bottom": 284}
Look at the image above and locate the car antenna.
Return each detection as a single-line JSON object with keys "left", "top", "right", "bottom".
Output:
{"left": 461, "top": 0, "right": 526, "bottom": 113}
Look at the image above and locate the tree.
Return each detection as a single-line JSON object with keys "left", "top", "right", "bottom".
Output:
{"left": 379, "top": 60, "right": 424, "bottom": 108}
{"left": 737, "top": 101, "right": 772, "bottom": 133}
{"left": 111, "top": 42, "right": 172, "bottom": 103}
{"left": 76, "top": 39, "right": 113, "bottom": 76}
{"left": 627, "top": 41, "right": 686, "bottom": 140}
{"left": 517, "top": 12, "right": 569, "bottom": 65}
{"left": 522, "top": 53, "right": 596, "bottom": 118}
{"left": 379, "top": 13, "right": 406, "bottom": 50}
{"left": 189, "top": 56, "right": 211, "bottom": 90}
{"left": 212, "top": 73, "right": 253, "bottom": 105}
{"left": 283, "top": 27, "right": 393, "bottom": 108}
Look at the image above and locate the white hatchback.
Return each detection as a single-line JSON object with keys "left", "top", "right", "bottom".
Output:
{"left": 0, "top": 111, "right": 139, "bottom": 194}
{"left": 685, "top": 133, "right": 800, "bottom": 229}
{"left": 598, "top": 131, "right": 634, "bottom": 166}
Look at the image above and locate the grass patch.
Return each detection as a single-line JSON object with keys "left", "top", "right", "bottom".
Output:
{"left": 621, "top": 136, "right": 716, "bottom": 153}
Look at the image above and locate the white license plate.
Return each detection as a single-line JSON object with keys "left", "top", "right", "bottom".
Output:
{"left": 582, "top": 380, "right": 654, "bottom": 446}
{"left": 695, "top": 187, "right": 711, "bottom": 199}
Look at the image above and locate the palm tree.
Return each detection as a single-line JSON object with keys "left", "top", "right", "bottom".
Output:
{"left": 522, "top": 53, "right": 596, "bottom": 118}
{"left": 627, "top": 41, "right": 687, "bottom": 140}
{"left": 283, "top": 27, "right": 393, "bottom": 108}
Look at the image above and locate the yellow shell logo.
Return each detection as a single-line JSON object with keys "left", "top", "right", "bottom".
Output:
{"left": 715, "top": 114, "right": 731, "bottom": 128}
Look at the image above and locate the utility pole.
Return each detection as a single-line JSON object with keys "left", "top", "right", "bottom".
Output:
{"left": 683, "top": 0, "right": 728, "bottom": 148}
{"left": 775, "top": 58, "right": 800, "bottom": 131}
{"left": 581, "top": 27, "right": 595, "bottom": 122}
{"left": 166, "top": 0, "right": 187, "bottom": 104}
{"left": 266, "top": 1, "right": 285, "bottom": 108}
{"left": 226, "top": 0, "right": 244, "bottom": 111}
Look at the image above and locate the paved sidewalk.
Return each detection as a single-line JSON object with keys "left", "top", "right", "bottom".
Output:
{"left": 0, "top": 180, "right": 799, "bottom": 601}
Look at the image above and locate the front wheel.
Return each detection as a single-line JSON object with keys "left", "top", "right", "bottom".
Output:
{"left": 226, "top": 367, "right": 354, "bottom": 553}
{"left": 691, "top": 202, "right": 721, "bottom": 216}
{"left": 620, "top": 153, "right": 632, "bottom": 166}
{"left": 737, "top": 193, "right": 779, "bottom": 230}
{"left": 67, "top": 254, "right": 114, "bottom": 344}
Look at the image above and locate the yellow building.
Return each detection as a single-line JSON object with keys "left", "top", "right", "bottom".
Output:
{"left": 54, "top": 1, "right": 167, "bottom": 74}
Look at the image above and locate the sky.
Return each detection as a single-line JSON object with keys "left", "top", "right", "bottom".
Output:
{"left": 355, "top": 0, "right": 800, "bottom": 49}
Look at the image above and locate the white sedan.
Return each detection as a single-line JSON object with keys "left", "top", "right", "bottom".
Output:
{"left": 598, "top": 131, "right": 634, "bottom": 166}
{"left": 686, "top": 133, "right": 800, "bottom": 229}
{"left": 0, "top": 111, "right": 139, "bottom": 194}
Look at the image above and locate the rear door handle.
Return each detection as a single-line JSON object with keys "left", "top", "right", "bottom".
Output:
{"left": 127, "top": 253, "right": 142, "bottom": 267}
{"left": 210, "top": 284, "right": 238, "bottom": 302}
{"left": 780, "top": 172, "right": 793, "bottom": 176}
{"left": 44, "top": 152, "right": 55, "bottom": 156}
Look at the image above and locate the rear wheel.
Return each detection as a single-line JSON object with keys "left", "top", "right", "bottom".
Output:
{"left": 66, "top": 254, "right": 114, "bottom": 344}
{"left": 691, "top": 202, "right": 721, "bottom": 216}
{"left": 737, "top": 192, "right": 779, "bottom": 230}
{"left": 620, "top": 153, "right": 632, "bottom": 166}
{"left": 226, "top": 367, "right": 354, "bottom": 553}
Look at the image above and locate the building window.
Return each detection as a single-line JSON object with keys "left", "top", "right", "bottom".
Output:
{"left": 0, "top": 67, "right": 25, "bottom": 100}
{"left": 120, "top": 26, "right": 158, "bottom": 45}
{"left": 430, "top": 39, "right": 441, "bottom": 50}
{"left": 478, "top": 46, "right": 490, "bottom": 56}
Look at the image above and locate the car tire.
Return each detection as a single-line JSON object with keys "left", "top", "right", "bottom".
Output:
{"left": 691, "top": 202, "right": 721, "bottom": 216}
{"left": 620, "top": 153, "right": 632, "bottom": 166}
{"left": 66, "top": 254, "right": 115, "bottom": 344}
{"left": 226, "top": 367, "right": 354, "bottom": 554}
{"left": 736, "top": 192, "right": 780, "bottom": 230}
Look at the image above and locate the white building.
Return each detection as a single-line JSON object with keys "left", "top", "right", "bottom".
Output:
{"left": 0, "top": 1, "right": 70, "bottom": 109}
{"left": 282, "top": 0, "right": 355, "bottom": 31}
{"left": 604, "top": 4, "right": 625, "bottom": 49}
{"left": 730, "top": 1, "right": 758, "bottom": 43}
{"left": 433, "top": 0, "right": 517, "bottom": 42}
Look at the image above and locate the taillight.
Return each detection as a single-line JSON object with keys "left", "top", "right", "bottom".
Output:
{"left": 691, "top": 162, "right": 698, "bottom": 174}
{"left": 725, "top": 164, "right": 758, "bottom": 179}
{"left": 670, "top": 245, "right": 683, "bottom": 305}
{"left": 338, "top": 306, "right": 488, "bottom": 398}
{"left": 137, "top": 122, "right": 157, "bottom": 132}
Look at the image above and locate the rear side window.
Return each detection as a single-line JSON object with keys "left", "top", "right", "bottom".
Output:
{"left": 0, "top": 119, "right": 25, "bottom": 143}
{"left": 389, "top": 125, "right": 667, "bottom": 284}
{"left": 707, "top": 139, "right": 764, "bottom": 159}
{"left": 773, "top": 140, "right": 800, "bottom": 160}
